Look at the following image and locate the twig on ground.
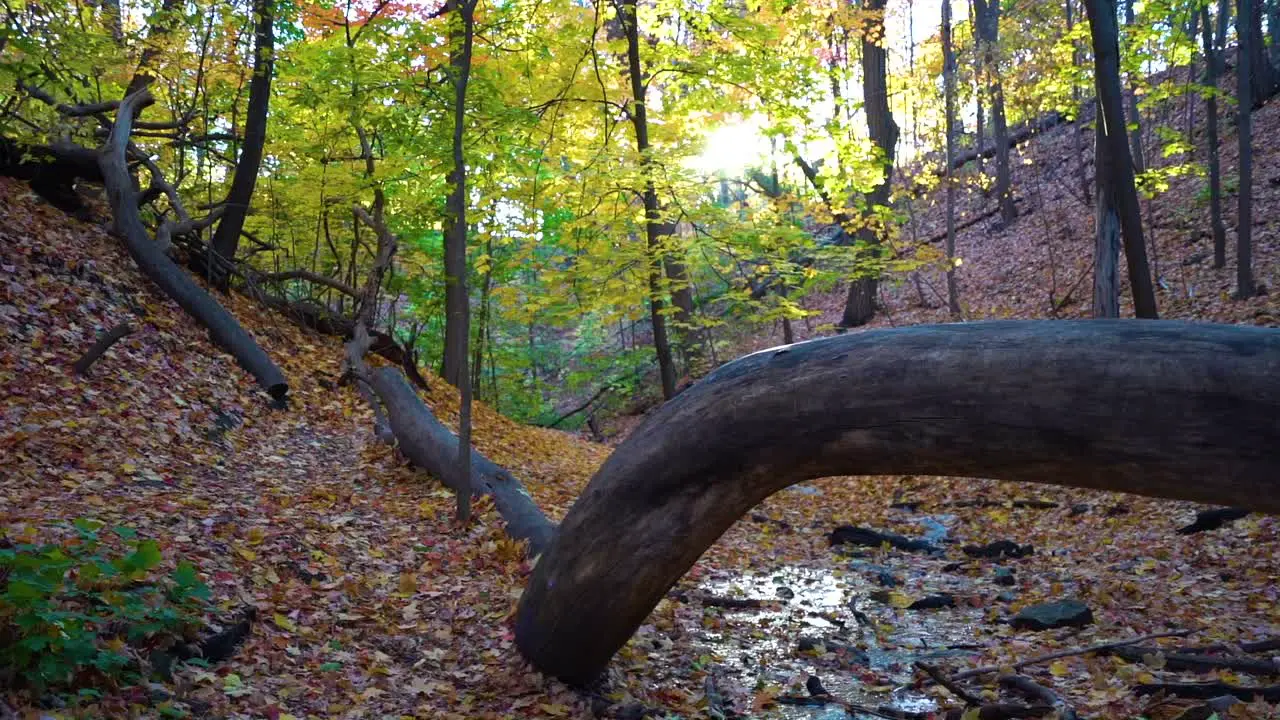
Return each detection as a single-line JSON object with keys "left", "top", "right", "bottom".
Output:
{"left": 917, "top": 661, "right": 984, "bottom": 706}
{"left": 998, "top": 674, "right": 1079, "bottom": 720}
{"left": 943, "top": 629, "right": 1192, "bottom": 682}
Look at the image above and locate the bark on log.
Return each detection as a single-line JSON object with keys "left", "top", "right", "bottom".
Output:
{"left": 516, "top": 320, "right": 1280, "bottom": 684}
{"left": 72, "top": 322, "right": 134, "bottom": 375}
{"left": 99, "top": 91, "right": 288, "bottom": 400}
{"left": 367, "top": 367, "right": 554, "bottom": 552}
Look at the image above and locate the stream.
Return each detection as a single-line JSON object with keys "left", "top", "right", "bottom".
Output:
{"left": 687, "top": 515, "right": 994, "bottom": 719}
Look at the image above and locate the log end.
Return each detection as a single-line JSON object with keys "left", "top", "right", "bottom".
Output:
{"left": 267, "top": 381, "right": 289, "bottom": 402}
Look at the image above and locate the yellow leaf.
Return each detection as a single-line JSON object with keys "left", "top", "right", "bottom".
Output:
{"left": 264, "top": 568, "right": 281, "bottom": 584}
{"left": 539, "top": 703, "right": 569, "bottom": 716}
{"left": 273, "top": 613, "right": 296, "bottom": 632}
{"left": 398, "top": 573, "right": 418, "bottom": 595}
{"left": 246, "top": 527, "right": 266, "bottom": 545}
{"left": 888, "top": 591, "right": 915, "bottom": 609}
{"left": 1049, "top": 660, "right": 1069, "bottom": 676}
{"left": 121, "top": 462, "right": 137, "bottom": 474}
{"left": 236, "top": 546, "right": 257, "bottom": 562}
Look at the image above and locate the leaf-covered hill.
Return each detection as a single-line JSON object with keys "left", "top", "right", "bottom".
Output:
{"left": 3, "top": 178, "right": 1279, "bottom": 719}
{"left": 736, "top": 73, "right": 1280, "bottom": 356}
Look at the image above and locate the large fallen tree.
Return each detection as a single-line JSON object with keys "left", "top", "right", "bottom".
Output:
{"left": 98, "top": 91, "right": 288, "bottom": 400}
{"left": 515, "top": 320, "right": 1280, "bottom": 684}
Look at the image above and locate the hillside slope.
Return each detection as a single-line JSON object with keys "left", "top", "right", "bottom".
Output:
{"left": 745, "top": 76, "right": 1280, "bottom": 349}
{"left": 3, "top": 167, "right": 1280, "bottom": 720}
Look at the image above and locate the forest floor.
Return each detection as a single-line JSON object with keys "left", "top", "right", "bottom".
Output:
{"left": 4, "top": 89, "right": 1280, "bottom": 719}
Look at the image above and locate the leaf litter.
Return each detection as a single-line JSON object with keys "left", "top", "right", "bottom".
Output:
{"left": 2, "top": 149, "right": 1279, "bottom": 720}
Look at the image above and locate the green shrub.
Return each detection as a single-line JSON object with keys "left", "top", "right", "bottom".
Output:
{"left": 0, "top": 518, "right": 210, "bottom": 694}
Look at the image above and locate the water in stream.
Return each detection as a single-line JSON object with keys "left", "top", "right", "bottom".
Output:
{"left": 686, "top": 516, "right": 989, "bottom": 718}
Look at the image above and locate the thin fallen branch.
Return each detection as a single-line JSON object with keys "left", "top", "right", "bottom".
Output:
{"left": 1174, "top": 637, "right": 1280, "bottom": 655}
{"left": 945, "top": 630, "right": 1192, "bottom": 682}
{"left": 998, "top": 674, "right": 1079, "bottom": 720}
{"left": 1133, "top": 682, "right": 1280, "bottom": 702}
{"left": 1104, "top": 645, "right": 1280, "bottom": 675}
{"left": 918, "top": 661, "right": 984, "bottom": 706}
{"left": 256, "top": 269, "right": 359, "bottom": 298}
{"left": 73, "top": 322, "right": 134, "bottom": 375}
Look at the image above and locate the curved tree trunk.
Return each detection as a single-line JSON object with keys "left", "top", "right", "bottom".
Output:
{"left": 208, "top": 0, "right": 273, "bottom": 283}
{"left": 99, "top": 91, "right": 288, "bottom": 400}
{"left": 516, "top": 320, "right": 1280, "bottom": 685}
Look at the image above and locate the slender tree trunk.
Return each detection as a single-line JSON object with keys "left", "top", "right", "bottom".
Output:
{"left": 971, "top": 0, "right": 986, "bottom": 176}
{"left": 444, "top": 8, "right": 475, "bottom": 514}
{"left": 1269, "top": 0, "right": 1280, "bottom": 67}
{"left": 1123, "top": 0, "right": 1148, "bottom": 176}
{"left": 472, "top": 237, "right": 493, "bottom": 398}
{"left": 1238, "top": 0, "right": 1257, "bottom": 298}
{"left": 619, "top": 0, "right": 677, "bottom": 397}
{"left": 1068, "top": 0, "right": 1091, "bottom": 207}
{"left": 1083, "top": 0, "right": 1159, "bottom": 318}
{"left": 208, "top": 0, "right": 273, "bottom": 283}
{"left": 1217, "top": 0, "right": 1230, "bottom": 53}
{"left": 974, "top": 0, "right": 1016, "bottom": 223}
{"left": 441, "top": 2, "right": 472, "bottom": 389}
{"left": 1202, "top": 6, "right": 1229, "bottom": 269}
{"left": 124, "top": 0, "right": 180, "bottom": 98}
{"left": 664, "top": 253, "right": 701, "bottom": 374}
{"left": 840, "top": 0, "right": 899, "bottom": 328}
{"left": 1247, "top": 0, "right": 1279, "bottom": 104}
{"left": 943, "top": 0, "right": 962, "bottom": 317}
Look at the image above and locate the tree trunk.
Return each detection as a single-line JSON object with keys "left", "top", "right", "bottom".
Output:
{"left": 973, "top": 0, "right": 1016, "bottom": 223}
{"left": 840, "top": 0, "right": 899, "bottom": 328}
{"left": 1238, "top": 0, "right": 1257, "bottom": 298}
{"left": 445, "top": 0, "right": 477, "bottom": 522}
{"left": 1247, "top": 0, "right": 1279, "bottom": 105}
{"left": 1202, "top": 6, "right": 1229, "bottom": 269}
{"left": 972, "top": 0, "right": 986, "bottom": 175}
{"left": 124, "top": 0, "right": 180, "bottom": 98}
{"left": 367, "top": 367, "right": 554, "bottom": 552}
{"left": 1269, "top": 0, "right": 1280, "bottom": 68}
{"left": 208, "top": 0, "right": 273, "bottom": 284}
{"left": 99, "top": 91, "right": 288, "bottom": 400}
{"left": 1093, "top": 163, "right": 1122, "bottom": 317}
{"left": 943, "top": 0, "right": 963, "bottom": 318}
{"left": 1067, "top": 0, "right": 1092, "bottom": 207}
{"left": 1123, "top": 0, "right": 1147, "bottom": 176}
{"left": 665, "top": 254, "right": 701, "bottom": 374}
{"left": 516, "top": 320, "right": 1280, "bottom": 685}
{"left": 619, "top": 0, "right": 678, "bottom": 398}
{"left": 440, "top": 15, "right": 470, "bottom": 389}
{"left": 1083, "top": 0, "right": 1159, "bottom": 318}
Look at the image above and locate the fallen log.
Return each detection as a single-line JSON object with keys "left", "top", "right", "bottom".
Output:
{"left": 98, "top": 91, "right": 288, "bottom": 400}
{"left": 367, "top": 366, "right": 554, "bottom": 552}
{"left": 948, "top": 113, "right": 1068, "bottom": 171}
{"left": 517, "top": 320, "right": 1280, "bottom": 684}
{"left": 72, "top": 321, "right": 134, "bottom": 375}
